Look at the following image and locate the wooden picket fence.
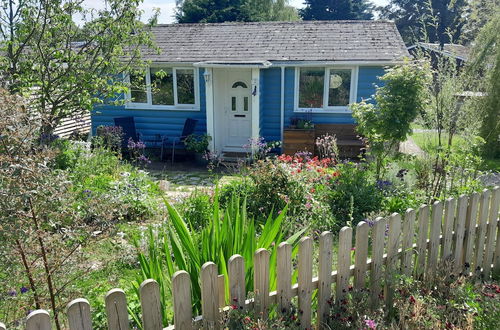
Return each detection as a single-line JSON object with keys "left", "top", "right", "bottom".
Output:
{"left": 2, "top": 187, "right": 500, "bottom": 330}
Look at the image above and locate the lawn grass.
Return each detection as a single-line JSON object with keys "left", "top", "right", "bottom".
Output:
{"left": 410, "top": 131, "right": 500, "bottom": 171}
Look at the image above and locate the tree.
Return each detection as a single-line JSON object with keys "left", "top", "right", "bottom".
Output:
{"left": 467, "top": 11, "right": 500, "bottom": 158}
{"left": 300, "top": 0, "right": 374, "bottom": 20}
{"left": 460, "top": 0, "right": 500, "bottom": 45}
{"left": 175, "top": 0, "right": 299, "bottom": 23}
{"left": 380, "top": 0, "right": 467, "bottom": 45}
{"left": 0, "top": 0, "right": 156, "bottom": 138}
{"left": 351, "top": 61, "right": 432, "bottom": 179}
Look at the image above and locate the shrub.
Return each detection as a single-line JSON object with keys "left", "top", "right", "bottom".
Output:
{"left": 93, "top": 125, "right": 124, "bottom": 152}
{"left": 178, "top": 189, "right": 214, "bottom": 230}
{"left": 326, "top": 162, "right": 383, "bottom": 226}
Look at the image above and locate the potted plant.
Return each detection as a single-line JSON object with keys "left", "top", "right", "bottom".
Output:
{"left": 184, "top": 134, "right": 212, "bottom": 165}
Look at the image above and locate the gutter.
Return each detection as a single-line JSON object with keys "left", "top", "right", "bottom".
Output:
{"left": 193, "top": 61, "right": 272, "bottom": 68}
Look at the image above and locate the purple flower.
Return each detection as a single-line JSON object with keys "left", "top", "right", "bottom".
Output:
{"left": 20, "top": 287, "right": 29, "bottom": 294}
{"left": 376, "top": 180, "right": 392, "bottom": 190}
{"left": 8, "top": 290, "right": 16, "bottom": 296}
{"left": 365, "top": 319, "right": 377, "bottom": 329}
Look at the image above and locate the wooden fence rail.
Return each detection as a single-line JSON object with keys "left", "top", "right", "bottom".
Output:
{"left": 4, "top": 187, "right": 500, "bottom": 330}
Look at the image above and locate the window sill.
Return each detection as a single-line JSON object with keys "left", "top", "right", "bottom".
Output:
{"left": 294, "top": 107, "right": 351, "bottom": 114}
{"left": 125, "top": 104, "right": 200, "bottom": 112}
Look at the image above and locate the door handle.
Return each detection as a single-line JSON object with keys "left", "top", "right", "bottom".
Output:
{"left": 234, "top": 114, "right": 246, "bottom": 118}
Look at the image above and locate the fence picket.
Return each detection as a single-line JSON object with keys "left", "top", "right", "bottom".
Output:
{"left": 218, "top": 275, "right": 225, "bottom": 308}
{"left": 140, "top": 280, "right": 162, "bottom": 330}
{"left": 228, "top": 255, "right": 246, "bottom": 310}
{"left": 26, "top": 310, "right": 51, "bottom": 330}
{"left": 463, "top": 192, "right": 480, "bottom": 273}
{"left": 337, "top": 227, "right": 352, "bottom": 303}
{"left": 317, "top": 231, "right": 333, "bottom": 327}
{"left": 172, "top": 271, "right": 193, "bottom": 330}
{"left": 401, "top": 209, "right": 416, "bottom": 276}
{"left": 298, "top": 236, "right": 313, "bottom": 328}
{"left": 484, "top": 187, "right": 500, "bottom": 277}
{"left": 454, "top": 195, "right": 469, "bottom": 273}
{"left": 254, "top": 248, "right": 270, "bottom": 319}
{"left": 354, "top": 221, "right": 369, "bottom": 289}
{"left": 370, "top": 217, "right": 386, "bottom": 308}
{"left": 201, "top": 262, "right": 219, "bottom": 329}
{"left": 105, "top": 289, "right": 129, "bottom": 330}
{"left": 474, "top": 190, "right": 491, "bottom": 276}
{"left": 277, "top": 242, "right": 292, "bottom": 314}
{"left": 0, "top": 322, "right": 5, "bottom": 330}
{"left": 385, "top": 213, "right": 401, "bottom": 306}
{"left": 415, "top": 205, "right": 430, "bottom": 278}
{"left": 67, "top": 298, "right": 92, "bottom": 330}
{"left": 442, "top": 198, "right": 457, "bottom": 261}
{"left": 427, "top": 201, "right": 444, "bottom": 276}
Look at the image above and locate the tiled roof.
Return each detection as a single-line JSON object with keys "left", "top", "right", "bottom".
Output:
{"left": 412, "top": 43, "right": 470, "bottom": 61}
{"left": 142, "top": 20, "right": 409, "bottom": 63}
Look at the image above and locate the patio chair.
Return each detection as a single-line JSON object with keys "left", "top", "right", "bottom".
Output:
{"left": 113, "top": 116, "right": 168, "bottom": 157}
{"left": 171, "top": 118, "right": 198, "bottom": 164}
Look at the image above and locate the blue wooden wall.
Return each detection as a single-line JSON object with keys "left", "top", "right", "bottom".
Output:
{"left": 91, "top": 68, "right": 207, "bottom": 143}
{"left": 91, "top": 66, "right": 384, "bottom": 145}
{"left": 259, "top": 66, "right": 385, "bottom": 142}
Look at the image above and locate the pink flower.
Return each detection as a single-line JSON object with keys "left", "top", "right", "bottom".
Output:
{"left": 364, "top": 319, "right": 377, "bottom": 329}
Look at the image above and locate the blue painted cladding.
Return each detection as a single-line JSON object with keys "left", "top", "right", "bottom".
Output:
{"left": 91, "top": 68, "right": 207, "bottom": 142}
{"left": 357, "top": 66, "right": 386, "bottom": 102}
{"left": 260, "top": 68, "right": 282, "bottom": 142}
{"left": 283, "top": 66, "right": 385, "bottom": 127}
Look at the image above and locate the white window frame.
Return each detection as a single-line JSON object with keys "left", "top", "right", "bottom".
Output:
{"left": 294, "top": 66, "right": 358, "bottom": 113}
{"left": 125, "top": 66, "right": 200, "bottom": 111}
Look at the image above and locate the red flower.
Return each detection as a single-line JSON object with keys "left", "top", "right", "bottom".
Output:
{"left": 409, "top": 295, "right": 416, "bottom": 304}
{"left": 310, "top": 188, "right": 315, "bottom": 193}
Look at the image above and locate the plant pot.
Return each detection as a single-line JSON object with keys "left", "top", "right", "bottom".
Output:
{"left": 194, "top": 152, "right": 208, "bottom": 165}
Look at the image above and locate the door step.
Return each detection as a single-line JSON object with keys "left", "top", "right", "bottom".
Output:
{"left": 221, "top": 152, "right": 250, "bottom": 162}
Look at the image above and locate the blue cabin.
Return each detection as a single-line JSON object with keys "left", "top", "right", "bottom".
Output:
{"left": 91, "top": 20, "right": 408, "bottom": 155}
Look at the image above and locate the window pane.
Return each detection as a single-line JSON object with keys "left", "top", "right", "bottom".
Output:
{"left": 176, "top": 69, "right": 195, "bottom": 105}
{"left": 151, "top": 68, "right": 174, "bottom": 105}
{"left": 298, "top": 68, "right": 324, "bottom": 108}
{"left": 231, "top": 97, "right": 236, "bottom": 111}
{"left": 130, "top": 72, "right": 147, "bottom": 103}
{"left": 328, "top": 69, "right": 351, "bottom": 106}
{"left": 243, "top": 97, "right": 248, "bottom": 111}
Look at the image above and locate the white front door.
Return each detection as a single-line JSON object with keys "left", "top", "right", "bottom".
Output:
{"left": 224, "top": 71, "right": 252, "bottom": 150}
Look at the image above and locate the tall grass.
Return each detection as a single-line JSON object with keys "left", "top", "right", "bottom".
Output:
{"left": 132, "top": 190, "right": 305, "bottom": 325}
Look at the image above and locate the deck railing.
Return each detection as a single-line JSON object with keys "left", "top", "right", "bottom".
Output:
{"left": 1, "top": 187, "right": 499, "bottom": 330}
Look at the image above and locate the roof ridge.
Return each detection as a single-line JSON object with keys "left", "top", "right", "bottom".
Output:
{"left": 152, "top": 20, "right": 395, "bottom": 28}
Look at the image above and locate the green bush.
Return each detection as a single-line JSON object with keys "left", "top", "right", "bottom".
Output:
{"left": 178, "top": 189, "right": 214, "bottom": 230}
{"left": 326, "top": 162, "right": 383, "bottom": 225}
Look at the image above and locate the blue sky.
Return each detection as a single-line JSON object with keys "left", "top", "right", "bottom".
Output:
{"left": 83, "top": 0, "right": 389, "bottom": 24}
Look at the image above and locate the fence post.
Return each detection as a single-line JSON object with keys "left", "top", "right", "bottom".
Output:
{"left": 228, "top": 254, "right": 246, "bottom": 310}
{"left": 140, "top": 279, "right": 163, "bottom": 330}
{"left": 473, "top": 189, "right": 491, "bottom": 277}
{"left": 463, "top": 192, "right": 480, "bottom": 274}
{"left": 442, "top": 198, "right": 457, "bottom": 261}
{"left": 298, "top": 236, "right": 313, "bottom": 329}
{"left": 401, "top": 209, "right": 416, "bottom": 276}
{"left": 385, "top": 213, "right": 401, "bottom": 307}
{"left": 217, "top": 275, "right": 225, "bottom": 308}
{"left": 67, "top": 298, "right": 92, "bottom": 330}
{"left": 370, "top": 217, "right": 386, "bottom": 308}
{"left": 105, "top": 289, "right": 129, "bottom": 330}
{"left": 337, "top": 227, "right": 352, "bottom": 303}
{"left": 254, "top": 248, "right": 270, "bottom": 319}
{"left": 0, "top": 322, "right": 5, "bottom": 330}
{"left": 277, "top": 242, "right": 292, "bottom": 314}
{"left": 26, "top": 310, "right": 51, "bottom": 330}
{"left": 427, "top": 201, "right": 444, "bottom": 276}
{"left": 415, "top": 205, "right": 430, "bottom": 278}
{"left": 172, "top": 271, "right": 193, "bottom": 330}
{"left": 354, "top": 221, "right": 369, "bottom": 290}
{"left": 453, "top": 195, "right": 469, "bottom": 273}
{"left": 317, "top": 231, "right": 333, "bottom": 328}
{"left": 201, "top": 262, "right": 219, "bottom": 329}
{"left": 484, "top": 187, "right": 500, "bottom": 278}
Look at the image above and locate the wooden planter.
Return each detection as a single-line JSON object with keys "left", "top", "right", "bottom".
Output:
{"left": 283, "top": 129, "right": 315, "bottom": 156}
